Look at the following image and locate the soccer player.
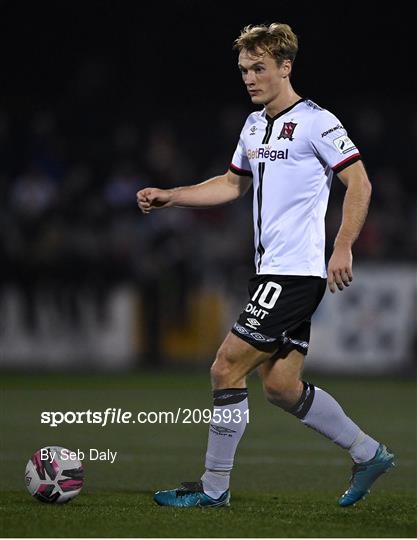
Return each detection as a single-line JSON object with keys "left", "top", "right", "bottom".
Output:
{"left": 137, "top": 23, "right": 394, "bottom": 508}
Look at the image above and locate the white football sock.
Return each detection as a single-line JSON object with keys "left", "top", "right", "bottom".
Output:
{"left": 201, "top": 470, "right": 230, "bottom": 500}
{"left": 202, "top": 388, "right": 248, "bottom": 498}
{"left": 290, "top": 383, "right": 379, "bottom": 463}
{"left": 349, "top": 429, "right": 380, "bottom": 463}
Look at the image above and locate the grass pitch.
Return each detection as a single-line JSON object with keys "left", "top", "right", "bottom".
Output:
{"left": 0, "top": 372, "right": 416, "bottom": 537}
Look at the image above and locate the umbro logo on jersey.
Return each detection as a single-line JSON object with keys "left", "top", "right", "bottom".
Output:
{"left": 278, "top": 121, "right": 297, "bottom": 141}
{"left": 247, "top": 148, "right": 288, "bottom": 161}
{"left": 249, "top": 126, "right": 257, "bottom": 135}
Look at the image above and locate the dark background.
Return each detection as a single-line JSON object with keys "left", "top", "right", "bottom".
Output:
{"left": 0, "top": 1, "right": 416, "bottom": 365}
{"left": 2, "top": 2, "right": 416, "bottom": 108}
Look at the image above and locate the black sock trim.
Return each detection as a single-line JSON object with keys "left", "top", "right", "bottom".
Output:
{"left": 213, "top": 388, "right": 248, "bottom": 406}
{"left": 287, "top": 381, "right": 315, "bottom": 419}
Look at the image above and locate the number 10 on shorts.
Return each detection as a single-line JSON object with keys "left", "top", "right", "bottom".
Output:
{"left": 251, "top": 281, "right": 282, "bottom": 309}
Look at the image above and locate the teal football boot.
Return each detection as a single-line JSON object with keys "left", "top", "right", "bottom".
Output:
{"left": 154, "top": 481, "right": 230, "bottom": 508}
{"left": 339, "top": 444, "right": 395, "bottom": 507}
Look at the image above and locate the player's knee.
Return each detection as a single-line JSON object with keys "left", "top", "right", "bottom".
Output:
{"left": 264, "top": 379, "right": 302, "bottom": 409}
{"left": 210, "top": 359, "right": 228, "bottom": 386}
{"left": 210, "top": 346, "right": 239, "bottom": 387}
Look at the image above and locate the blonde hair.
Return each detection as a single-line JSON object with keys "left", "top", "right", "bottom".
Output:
{"left": 233, "top": 23, "right": 298, "bottom": 66}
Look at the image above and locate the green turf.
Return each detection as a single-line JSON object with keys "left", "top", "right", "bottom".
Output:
{"left": 1, "top": 490, "right": 415, "bottom": 538}
{"left": 0, "top": 372, "right": 416, "bottom": 537}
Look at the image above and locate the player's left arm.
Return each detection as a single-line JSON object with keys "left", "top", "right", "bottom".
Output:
{"left": 327, "top": 160, "right": 372, "bottom": 293}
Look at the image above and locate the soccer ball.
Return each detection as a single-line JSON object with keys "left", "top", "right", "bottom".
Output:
{"left": 25, "top": 446, "right": 84, "bottom": 503}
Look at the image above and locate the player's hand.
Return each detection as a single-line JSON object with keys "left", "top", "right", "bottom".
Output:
{"left": 136, "top": 188, "right": 173, "bottom": 214}
{"left": 327, "top": 245, "right": 353, "bottom": 293}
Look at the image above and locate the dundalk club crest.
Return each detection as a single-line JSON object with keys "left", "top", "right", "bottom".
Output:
{"left": 278, "top": 121, "right": 297, "bottom": 141}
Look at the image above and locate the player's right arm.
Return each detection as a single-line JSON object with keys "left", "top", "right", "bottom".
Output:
{"left": 136, "top": 169, "right": 252, "bottom": 214}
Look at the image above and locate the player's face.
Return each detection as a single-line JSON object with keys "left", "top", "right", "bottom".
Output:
{"left": 238, "top": 49, "right": 290, "bottom": 106}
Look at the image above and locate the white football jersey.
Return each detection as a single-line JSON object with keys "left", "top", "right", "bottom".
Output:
{"left": 230, "top": 99, "right": 361, "bottom": 277}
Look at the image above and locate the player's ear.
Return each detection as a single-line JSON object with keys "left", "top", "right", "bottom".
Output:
{"left": 281, "top": 59, "right": 292, "bottom": 78}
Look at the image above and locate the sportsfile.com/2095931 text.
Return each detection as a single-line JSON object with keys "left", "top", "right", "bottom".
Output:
{"left": 40, "top": 408, "right": 250, "bottom": 427}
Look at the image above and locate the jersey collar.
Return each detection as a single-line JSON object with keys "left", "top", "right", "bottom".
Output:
{"left": 264, "top": 98, "right": 305, "bottom": 124}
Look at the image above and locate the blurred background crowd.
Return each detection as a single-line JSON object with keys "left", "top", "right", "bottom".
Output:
{"left": 1, "top": 2, "right": 415, "bottom": 368}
